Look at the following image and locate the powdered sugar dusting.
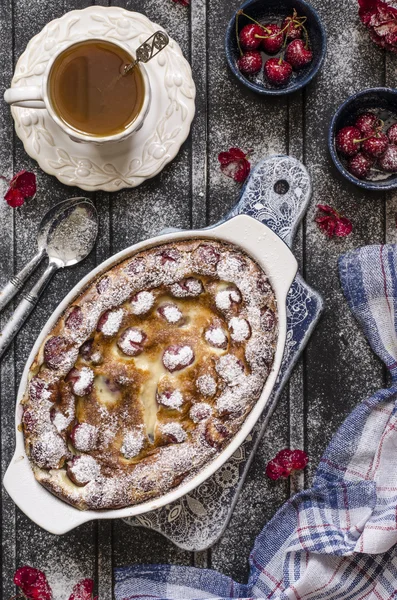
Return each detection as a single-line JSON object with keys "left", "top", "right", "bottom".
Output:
{"left": 72, "top": 367, "right": 94, "bottom": 396}
{"left": 69, "top": 455, "right": 100, "bottom": 485}
{"left": 163, "top": 345, "right": 194, "bottom": 371}
{"left": 229, "top": 317, "right": 251, "bottom": 342}
{"left": 101, "top": 308, "right": 124, "bottom": 336}
{"left": 161, "top": 303, "right": 183, "bottom": 324}
{"left": 205, "top": 326, "right": 228, "bottom": 348}
{"left": 158, "top": 389, "right": 184, "bottom": 409}
{"left": 72, "top": 423, "right": 98, "bottom": 452}
{"left": 196, "top": 374, "right": 217, "bottom": 397}
{"left": 161, "top": 421, "right": 187, "bottom": 443}
{"left": 215, "top": 288, "right": 241, "bottom": 311}
{"left": 216, "top": 354, "right": 245, "bottom": 385}
{"left": 121, "top": 428, "right": 145, "bottom": 459}
{"left": 131, "top": 291, "right": 154, "bottom": 315}
{"left": 190, "top": 402, "right": 213, "bottom": 423}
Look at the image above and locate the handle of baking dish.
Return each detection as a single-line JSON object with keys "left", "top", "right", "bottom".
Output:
{"left": 226, "top": 154, "right": 312, "bottom": 250}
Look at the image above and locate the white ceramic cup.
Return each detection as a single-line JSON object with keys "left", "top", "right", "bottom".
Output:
{"left": 4, "top": 37, "right": 151, "bottom": 144}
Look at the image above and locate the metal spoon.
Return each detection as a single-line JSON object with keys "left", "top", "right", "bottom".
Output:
{"left": 0, "top": 197, "right": 89, "bottom": 313}
{"left": 0, "top": 199, "right": 98, "bottom": 359}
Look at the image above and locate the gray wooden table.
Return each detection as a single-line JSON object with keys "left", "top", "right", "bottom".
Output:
{"left": 0, "top": 0, "right": 394, "bottom": 597}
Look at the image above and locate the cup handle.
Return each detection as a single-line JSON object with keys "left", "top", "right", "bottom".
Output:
{"left": 4, "top": 86, "right": 45, "bottom": 109}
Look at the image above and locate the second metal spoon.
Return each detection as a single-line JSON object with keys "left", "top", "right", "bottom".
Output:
{"left": 0, "top": 199, "right": 98, "bottom": 359}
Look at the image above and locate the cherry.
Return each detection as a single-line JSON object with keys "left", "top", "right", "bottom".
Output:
{"left": 162, "top": 344, "right": 195, "bottom": 372}
{"left": 237, "top": 50, "right": 262, "bottom": 75}
{"left": 378, "top": 144, "right": 397, "bottom": 172}
{"left": 117, "top": 327, "right": 147, "bottom": 356}
{"left": 67, "top": 455, "right": 100, "bottom": 486}
{"left": 239, "top": 23, "right": 265, "bottom": 50}
{"left": 204, "top": 420, "right": 229, "bottom": 449}
{"left": 194, "top": 244, "right": 220, "bottom": 266}
{"left": 204, "top": 323, "right": 228, "bottom": 349}
{"left": 335, "top": 126, "right": 362, "bottom": 157}
{"left": 157, "top": 303, "right": 184, "bottom": 325}
{"left": 264, "top": 58, "right": 292, "bottom": 86}
{"left": 285, "top": 39, "right": 313, "bottom": 69}
{"left": 66, "top": 366, "right": 94, "bottom": 396}
{"left": 229, "top": 317, "right": 251, "bottom": 342}
{"left": 65, "top": 306, "right": 83, "bottom": 330}
{"left": 282, "top": 11, "right": 304, "bottom": 40}
{"left": 387, "top": 123, "right": 397, "bottom": 145}
{"left": 157, "top": 248, "right": 180, "bottom": 265}
{"left": 44, "top": 336, "right": 73, "bottom": 370}
{"left": 70, "top": 422, "right": 98, "bottom": 452}
{"left": 266, "top": 448, "right": 308, "bottom": 480}
{"left": 362, "top": 132, "right": 389, "bottom": 158}
{"left": 261, "top": 23, "right": 284, "bottom": 54}
{"left": 348, "top": 152, "right": 373, "bottom": 179}
{"left": 189, "top": 402, "right": 212, "bottom": 423}
{"left": 170, "top": 277, "right": 203, "bottom": 298}
{"left": 355, "top": 113, "right": 381, "bottom": 136}
{"left": 126, "top": 256, "right": 145, "bottom": 275}
{"left": 261, "top": 308, "right": 276, "bottom": 331}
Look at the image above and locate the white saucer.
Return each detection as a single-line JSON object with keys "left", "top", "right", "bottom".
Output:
{"left": 10, "top": 7, "right": 196, "bottom": 192}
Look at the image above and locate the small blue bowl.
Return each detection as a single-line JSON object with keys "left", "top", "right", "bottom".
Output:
{"left": 329, "top": 88, "right": 397, "bottom": 191}
{"left": 225, "top": 0, "right": 327, "bottom": 96}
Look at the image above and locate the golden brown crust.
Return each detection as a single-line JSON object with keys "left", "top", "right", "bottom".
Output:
{"left": 22, "top": 239, "right": 278, "bottom": 510}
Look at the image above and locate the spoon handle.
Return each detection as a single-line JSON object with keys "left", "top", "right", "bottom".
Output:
{"left": 0, "top": 248, "right": 46, "bottom": 313}
{"left": 0, "top": 261, "right": 59, "bottom": 360}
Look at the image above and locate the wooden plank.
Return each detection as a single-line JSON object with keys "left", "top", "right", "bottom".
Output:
{"left": 303, "top": 0, "right": 386, "bottom": 483}
{"left": 0, "top": 0, "right": 17, "bottom": 595}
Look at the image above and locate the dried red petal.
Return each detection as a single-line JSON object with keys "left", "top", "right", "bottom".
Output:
{"left": 359, "top": 0, "right": 397, "bottom": 52}
{"left": 218, "top": 147, "right": 251, "bottom": 183}
{"left": 5, "top": 187, "right": 25, "bottom": 207}
{"left": 14, "top": 566, "right": 53, "bottom": 600}
{"left": 10, "top": 170, "right": 37, "bottom": 198}
{"left": 68, "top": 578, "right": 95, "bottom": 600}
{"left": 315, "top": 204, "right": 352, "bottom": 238}
{"left": 172, "top": 0, "right": 189, "bottom": 5}
{"left": 265, "top": 448, "right": 308, "bottom": 480}
{"left": 3, "top": 170, "right": 36, "bottom": 207}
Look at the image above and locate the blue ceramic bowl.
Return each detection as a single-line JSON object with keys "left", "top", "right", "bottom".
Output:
{"left": 329, "top": 88, "right": 397, "bottom": 191}
{"left": 225, "top": 0, "right": 327, "bottom": 96}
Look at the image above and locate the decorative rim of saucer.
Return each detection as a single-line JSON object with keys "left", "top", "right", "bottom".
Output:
{"left": 10, "top": 6, "right": 196, "bottom": 192}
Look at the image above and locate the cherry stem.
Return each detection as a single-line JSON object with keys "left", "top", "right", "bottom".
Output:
{"left": 236, "top": 11, "right": 243, "bottom": 56}
{"left": 237, "top": 10, "right": 271, "bottom": 34}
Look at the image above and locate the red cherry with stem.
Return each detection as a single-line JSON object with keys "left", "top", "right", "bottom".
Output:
{"left": 362, "top": 132, "right": 388, "bottom": 158}
{"left": 237, "top": 50, "right": 262, "bottom": 74}
{"left": 379, "top": 144, "right": 397, "bottom": 172}
{"left": 348, "top": 152, "right": 374, "bottom": 179}
{"left": 239, "top": 23, "right": 265, "bottom": 50}
{"left": 285, "top": 39, "right": 313, "bottom": 69}
{"left": 355, "top": 112, "right": 382, "bottom": 136}
{"left": 282, "top": 10, "right": 305, "bottom": 40}
{"left": 336, "top": 126, "right": 362, "bottom": 157}
{"left": 264, "top": 58, "right": 292, "bottom": 86}
{"left": 387, "top": 123, "right": 397, "bottom": 144}
{"left": 261, "top": 23, "right": 284, "bottom": 54}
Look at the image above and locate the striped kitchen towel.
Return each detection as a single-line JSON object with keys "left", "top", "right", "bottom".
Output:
{"left": 115, "top": 244, "right": 397, "bottom": 599}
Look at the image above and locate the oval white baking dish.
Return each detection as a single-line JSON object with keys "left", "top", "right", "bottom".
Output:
{"left": 4, "top": 214, "right": 297, "bottom": 534}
